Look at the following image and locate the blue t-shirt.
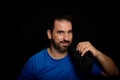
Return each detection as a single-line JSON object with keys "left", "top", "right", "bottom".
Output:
{"left": 17, "top": 48, "right": 102, "bottom": 80}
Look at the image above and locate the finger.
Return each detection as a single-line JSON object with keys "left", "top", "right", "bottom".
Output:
{"left": 77, "top": 42, "right": 88, "bottom": 55}
{"left": 80, "top": 43, "right": 89, "bottom": 52}
{"left": 81, "top": 46, "right": 90, "bottom": 56}
{"left": 76, "top": 42, "right": 87, "bottom": 51}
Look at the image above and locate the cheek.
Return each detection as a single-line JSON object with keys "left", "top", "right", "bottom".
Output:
{"left": 53, "top": 35, "right": 63, "bottom": 42}
{"left": 57, "top": 36, "right": 63, "bottom": 42}
{"left": 69, "top": 34, "right": 73, "bottom": 40}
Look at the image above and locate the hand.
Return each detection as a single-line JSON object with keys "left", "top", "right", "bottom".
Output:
{"left": 76, "top": 41, "right": 119, "bottom": 76}
{"left": 76, "top": 41, "right": 98, "bottom": 57}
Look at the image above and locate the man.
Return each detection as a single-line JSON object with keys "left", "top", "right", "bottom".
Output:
{"left": 17, "top": 13, "right": 119, "bottom": 80}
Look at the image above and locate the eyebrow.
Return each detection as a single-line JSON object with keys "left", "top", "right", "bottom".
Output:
{"left": 57, "top": 29, "right": 72, "bottom": 33}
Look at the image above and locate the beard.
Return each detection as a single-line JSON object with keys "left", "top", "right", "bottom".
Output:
{"left": 51, "top": 38, "right": 71, "bottom": 53}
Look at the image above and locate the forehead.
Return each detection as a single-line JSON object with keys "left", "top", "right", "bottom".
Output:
{"left": 54, "top": 20, "right": 72, "bottom": 30}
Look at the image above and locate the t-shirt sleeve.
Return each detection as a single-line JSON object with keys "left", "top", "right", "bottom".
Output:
{"left": 17, "top": 58, "right": 35, "bottom": 80}
{"left": 91, "top": 62, "right": 102, "bottom": 75}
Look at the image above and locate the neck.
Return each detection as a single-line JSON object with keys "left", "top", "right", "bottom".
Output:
{"left": 47, "top": 47, "right": 68, "bottom": 59}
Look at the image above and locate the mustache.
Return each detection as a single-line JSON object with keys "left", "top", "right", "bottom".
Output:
{"left": 60, "top": 40, "right": 70, "bottom": 43}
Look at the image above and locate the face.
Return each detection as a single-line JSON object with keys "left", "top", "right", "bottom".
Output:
{"left": 47, "top": 19, "right": 73, "bottom": 53}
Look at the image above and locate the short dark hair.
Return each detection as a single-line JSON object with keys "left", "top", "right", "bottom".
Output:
{"left": 48, "top": 13, "right": 72, "bottom": 32}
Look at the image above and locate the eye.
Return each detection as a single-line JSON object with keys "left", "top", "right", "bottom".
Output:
{"left": 57, "top": 31, "right": 64, "bottom": 34}
{"left": 68, "top": 30, "right": 73, "bottom": 33}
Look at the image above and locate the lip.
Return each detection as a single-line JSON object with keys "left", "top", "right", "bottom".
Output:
{"left": 62, "top": 43, "right": 69, "bottom": 46}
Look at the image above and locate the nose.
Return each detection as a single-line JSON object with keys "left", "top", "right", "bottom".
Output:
{"left": 63, "top": 33, "right": 69, "bottom": 41}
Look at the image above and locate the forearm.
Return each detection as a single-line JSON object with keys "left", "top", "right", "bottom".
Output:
{"left": 76, "top": 41, "right": 119, "bottom": 76}
{"left": 95, "top": 50, "right": 119, "bottom": 76}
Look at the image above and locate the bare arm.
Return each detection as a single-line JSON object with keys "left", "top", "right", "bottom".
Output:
{"left": 93, "top": 50, "right": 119, "bottom": 76}
{"left": 76, "top": 41, "right": 119, "bottom": 76}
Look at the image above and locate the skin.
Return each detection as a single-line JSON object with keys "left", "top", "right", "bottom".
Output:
{"left": 76, "top": 41, "right": 119, "bottom": 76}
{"left": 47, "top": 19, "right": 73, "bottom": 59}
{"left": 47, "top": 19, "right": 119, "bottom": 76}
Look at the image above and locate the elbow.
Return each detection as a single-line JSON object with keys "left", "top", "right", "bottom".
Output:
{"left": 103, "top": 68, "right": 119, "bottom": 77}
{"left": 113, "top": 69, "right": 119, "bottom": 76}
{"left": 107, "top": 69, "right": 119, "bottom": 76}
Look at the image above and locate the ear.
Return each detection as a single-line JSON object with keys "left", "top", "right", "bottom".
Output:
{"left": 47, "top": 29, "right": 52, "bottom": 39}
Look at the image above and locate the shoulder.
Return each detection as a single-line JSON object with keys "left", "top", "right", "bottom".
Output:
{"left": 27, "top": 48, "right": 48, "bottom": 62}
{"left": 21, "top": 48, "right": 49, "bottom": 73}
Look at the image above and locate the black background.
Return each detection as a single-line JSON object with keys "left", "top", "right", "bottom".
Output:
{"left": 14, "top": 2, "right": 120, "bottom": 79}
